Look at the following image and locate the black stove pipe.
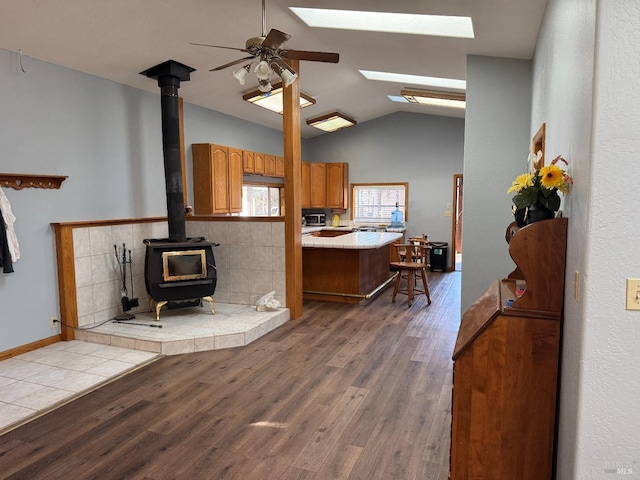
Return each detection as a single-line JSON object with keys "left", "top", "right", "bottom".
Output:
{"left": 140, "top": 60, "right": 195, "bottom": 242}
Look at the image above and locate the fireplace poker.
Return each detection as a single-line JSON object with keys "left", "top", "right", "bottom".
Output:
{"left": 113, "top": 320, "right": 162, "bottom": 328}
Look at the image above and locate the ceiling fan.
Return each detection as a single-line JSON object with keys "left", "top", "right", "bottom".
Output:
{"left": 190, "top": 0, "right": 339, "bottom": 92}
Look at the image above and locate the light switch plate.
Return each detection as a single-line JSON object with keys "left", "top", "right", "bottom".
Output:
{"left": 626, "top": 278, "right": 640, "bottom": 310}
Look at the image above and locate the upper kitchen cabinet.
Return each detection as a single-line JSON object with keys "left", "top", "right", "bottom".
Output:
{"left": 192, "top": 144, "right": 243, "bottom": 214}
{"left": 326, "top": 162, "right": 349, "bottom": 210}
{"left": 227, "top": 148, "right": 243, "bottom": 212}
{"left": 301, "top": 161, "right": 311, "bottom": 208}
{"left": 242, "top": 150, "right": 255, "bottom": 174}
{"left": 254, "top": 151, "right": 265, "bottom": 175}
{"left": 309, "top": 162, "right": 327, "bottom": 208}
{"left": 275, "top": 156, "right": 285, "bottom": 178}
{"left": 265, "top": 154, "right": 276, "bottom": 176}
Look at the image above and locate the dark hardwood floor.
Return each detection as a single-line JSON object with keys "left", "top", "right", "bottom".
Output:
{"left": 0, "top": 271, "right": 460, "bottom": 480}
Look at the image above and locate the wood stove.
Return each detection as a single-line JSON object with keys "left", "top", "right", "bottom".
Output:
{"left": 144, "top": 237, "right": 217, "bottom": 320}
{"left": 140, "top": 60, "right": 219, "bottom": 320}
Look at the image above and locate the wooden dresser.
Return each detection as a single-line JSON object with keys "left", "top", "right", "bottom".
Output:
{"left": 450, "top": 218, "right": 568, "bottom": 479}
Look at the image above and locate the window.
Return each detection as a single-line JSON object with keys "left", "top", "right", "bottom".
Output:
{"left": 351, "top": 183, "right": 408, "bottom": 225}
{"left": 241, "top": 184, "right": 282, "bottom": 217}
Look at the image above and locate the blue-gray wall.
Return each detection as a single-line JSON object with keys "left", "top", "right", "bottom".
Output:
{"left": 461, "top": 56, "right": 532, "bottom": 310}
{"left": 306, "top": 111, "right": 465, "bottom": 243}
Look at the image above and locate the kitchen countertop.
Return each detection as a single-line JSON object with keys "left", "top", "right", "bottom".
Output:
{"left": 302, "top": 231, "right": 402, "bottom": 249}
{"left": 302, "top": 225, "right": 406, "bottom": 235}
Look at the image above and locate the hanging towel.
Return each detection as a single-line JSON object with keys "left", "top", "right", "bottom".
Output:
{"left": 0, "top": 186, "right": 19, "bottom": 262}
{"left": 0, "top": 209, "right": 13, "bottom": 273}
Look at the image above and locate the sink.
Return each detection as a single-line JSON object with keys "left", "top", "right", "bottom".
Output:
{"left": 310, "top": 230, "right": 351, "bottom": 238}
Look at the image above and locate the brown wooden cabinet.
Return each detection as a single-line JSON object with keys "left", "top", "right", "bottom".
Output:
{"left": 264, "top": 154, "right": 276, "bottom": 176}
{"left": 309, "top": 162, "right": 327, "bottom": 208}
{"left": 301, "top": 161, "right": 349, "bottom": 209}
{"left": 192, "top": 143, "right": 243, "bottom": 214}
{"left": 301, "top": 161, "right": 311, "bottom": 208}
{"left": 326, "top": 162, "right": 349, "bottom": 209}
{"left": 227, "top": 148, "right": 243, "bottom": 212}
{"left": 242, "top": 150, "right": 255, "bottom": 174}
{"left": 254, "top": 151, "right": 265, "bottom": 175}
{"left": 450, "top": 218, "right": 568, "bottom": 480}
{"left": 275, "top": 156, "right": 285, "bottom": 178}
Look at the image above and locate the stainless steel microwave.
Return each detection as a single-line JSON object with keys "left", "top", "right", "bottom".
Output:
{"left": 304, "top": 213, "right": 326, "bottom": 226}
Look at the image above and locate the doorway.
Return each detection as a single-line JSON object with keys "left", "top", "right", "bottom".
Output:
{"left": 452, "top": 174, "right": 463, "bottom": 271}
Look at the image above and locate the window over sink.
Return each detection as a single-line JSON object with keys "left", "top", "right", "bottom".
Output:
{"left": 241, "top": 184, "right": 283, "bottom": 217}
{"left": 351, "top": 183, "right": 408, "bottom": 225}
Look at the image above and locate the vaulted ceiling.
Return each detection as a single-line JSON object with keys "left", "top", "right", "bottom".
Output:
{"left": 0, "top": 0, "right": 547, "bottom": 137}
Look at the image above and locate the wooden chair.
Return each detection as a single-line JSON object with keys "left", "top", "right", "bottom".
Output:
{"left": 390, "top": 242, "right": 432, "bottom": 307}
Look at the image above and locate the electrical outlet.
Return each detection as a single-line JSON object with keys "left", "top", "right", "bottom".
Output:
{"left": 50, "top": 317, "right": 58, "bottom": 328}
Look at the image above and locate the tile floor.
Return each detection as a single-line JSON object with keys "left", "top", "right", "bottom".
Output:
{"left": 0, "top": 302, "right": 290, "bottom": 435}
{"left": 0, "top": 341, "right": 159, "bottom": 434}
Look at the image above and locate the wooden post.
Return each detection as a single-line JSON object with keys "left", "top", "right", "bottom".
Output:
{"left": 282, "top": 59, "right": 303, "bottom": 318}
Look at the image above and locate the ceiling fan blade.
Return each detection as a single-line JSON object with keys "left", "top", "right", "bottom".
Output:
{"left": 210, "top": 56, "right": 256, "bottom": 72}
{"left": 281, "top": 50, "right": 340, "bottom": 63}
{"left": 262, "top": 28, "right": 291, "bottom": 50}
{"left": 190, "top": 42, "right": 249, "bottom": 53}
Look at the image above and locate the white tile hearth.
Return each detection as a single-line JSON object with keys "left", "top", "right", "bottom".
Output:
{"left": 0, "top": 302, "right": 289, "bottom": 435}
{"left": 74, "top": 302, "right": 290, "bottom": 355}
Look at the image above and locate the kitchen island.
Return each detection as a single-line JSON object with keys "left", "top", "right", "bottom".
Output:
{"left": 302, "top": 230, "right": 402, "bottom": 304}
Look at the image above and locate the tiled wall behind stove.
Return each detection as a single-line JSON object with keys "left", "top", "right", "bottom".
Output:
{"left": 72, "top": 220, "right": 285, "bottom": 327}
{"left": 72, "top": 222, "right": 167, "bottom": 327}
{"left": 186, "top": 221, "right": 286, "bottom": 307}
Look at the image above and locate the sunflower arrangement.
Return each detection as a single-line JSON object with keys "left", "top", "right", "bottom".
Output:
{"left": 508, "top": 153, "right": 573, "bottom": 212}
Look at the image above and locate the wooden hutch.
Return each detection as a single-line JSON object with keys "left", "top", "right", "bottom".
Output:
{"left": 450, "top": 217, "right": 568, "bottom": 479}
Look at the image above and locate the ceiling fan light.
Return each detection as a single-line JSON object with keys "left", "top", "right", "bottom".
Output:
{"left": 254, "top": 60, "right": 272, "bottom": 80}
{"left": 232, "top": 64, "right": 252, "bottom": 85}
{"left": 258, "top": 79, "right": 272, "bottom": 93}
{"left": 279, "top": 69, "right": 298, "bottom": 87}
{"left": 271, "top": 62, "right": 298, "bottom": 87}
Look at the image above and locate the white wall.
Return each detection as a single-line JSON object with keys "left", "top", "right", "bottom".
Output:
{"left": 461, "top": 56, "right": 532, "bottom": 310}
{"left": 306, "top": 111, "right": 465, "bottom": 244}
{"left": 0, "top": 49, "right": 284, "bottom": 352}
{"left": 529, "top": 0, "right": 598, "bottom": 477}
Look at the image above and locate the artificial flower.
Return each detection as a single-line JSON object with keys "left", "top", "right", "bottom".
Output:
{"left": 507, "top": 173, "right": 535, "bottom": 193}
{"left": 508, "top": 153, "right": 573, "bottom": 212}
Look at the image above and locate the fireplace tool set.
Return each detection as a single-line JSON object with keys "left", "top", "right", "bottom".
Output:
{"left": 114, "top": 243, "right": 139, "bottom": 321}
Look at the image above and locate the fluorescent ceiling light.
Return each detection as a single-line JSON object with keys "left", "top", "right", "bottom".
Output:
{"left": 306, "top": 112, "right": 357, "bottom": 132}
{"left": 360, "top": 70, "right": 466, "bottom": 90}
{"left": 401, "top": 89, "right": 466, "bottom": 109}
{"left": 290, "top": 7, "right": 474, "bottom": 39}
{"left": 243, "top": 82, "right": 315, "bottom": 114}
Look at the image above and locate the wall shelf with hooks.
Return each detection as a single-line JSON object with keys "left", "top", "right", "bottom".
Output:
{"left": 0, "top": 173, "right": 68, "bottom": 190}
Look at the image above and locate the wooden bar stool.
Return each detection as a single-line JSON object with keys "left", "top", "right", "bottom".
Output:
{"left": 390, "top": 243, "right": 432, "bottom": 307}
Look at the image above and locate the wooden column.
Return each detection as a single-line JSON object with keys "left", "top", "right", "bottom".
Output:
{"left": 283, "top": 59, "right": 303, "bottom": 318}
{"left": 53, "top": 224, "right": 77, "bottom": 340}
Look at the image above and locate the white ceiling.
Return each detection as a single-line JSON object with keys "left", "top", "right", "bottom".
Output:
{"left": 0, "top": 0, "right": 547, "bottom": 138}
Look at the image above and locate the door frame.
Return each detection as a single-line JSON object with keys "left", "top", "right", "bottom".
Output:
{"left": 450, "top": 174, "right": 463, "bottom": 271}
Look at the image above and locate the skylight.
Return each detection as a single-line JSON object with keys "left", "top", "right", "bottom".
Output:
{"left": 289, "top": 7, "right": 474, "bottom": 39}
{"left": 360, "top": 70, "right": 466, "bottom": 90}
